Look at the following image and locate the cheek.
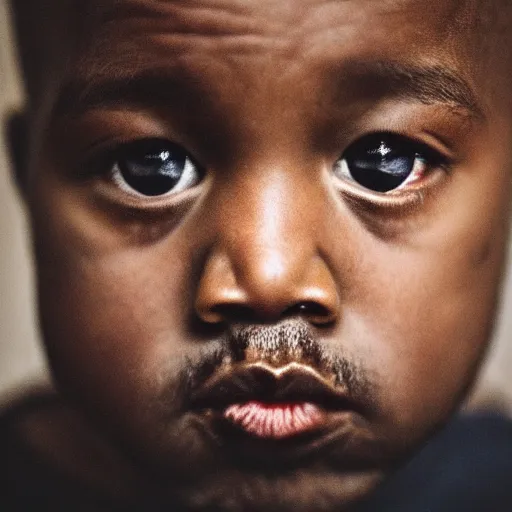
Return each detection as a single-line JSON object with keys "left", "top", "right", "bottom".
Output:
{"left": 33, "top": 201, "right": 196, "bottom": 429}
{"left": 344, "top": 174, "right": 510, "bottom": 440}
{"left": 369, "top": 251, "right": 498, "bottom": 428}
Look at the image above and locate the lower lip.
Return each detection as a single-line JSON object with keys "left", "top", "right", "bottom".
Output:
{"left": 224, "top": 401, "right": 325, "bottom": 439}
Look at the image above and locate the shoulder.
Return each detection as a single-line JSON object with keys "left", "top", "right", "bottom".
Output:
{"left": 0, "top": 388, "right": 127, "bottom": 511}
{"left": 0, "top": 389, "right": 72, "bottom": 509}
{"left": 356, "top": 412, "right": 512, "bottom": 512}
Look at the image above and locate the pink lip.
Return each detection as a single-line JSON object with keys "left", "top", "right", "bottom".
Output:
{"left": 224, "top": 401, "right": 325, "bottom": 439}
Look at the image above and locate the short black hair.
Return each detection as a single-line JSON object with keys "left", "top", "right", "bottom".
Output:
{"left": 8, "top": 0, "right": 84, "bottom": 107}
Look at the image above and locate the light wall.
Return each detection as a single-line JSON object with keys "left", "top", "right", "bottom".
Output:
{"left": 0, "top": 0, "right": 49, "bottom": 400}
{"left": 0, "top": 0, "right": 511, "bottom": 411}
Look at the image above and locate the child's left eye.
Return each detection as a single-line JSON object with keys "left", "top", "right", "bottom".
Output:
{"left": 109, "top": 138, "right": 202, "bottom": 198}
{"left": 333, "top": 133, "right": 446, "bottom": 193}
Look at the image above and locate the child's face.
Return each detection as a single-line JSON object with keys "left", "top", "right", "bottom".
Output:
{"left": 23, "top": 0, "right": 512, "bottom": 509}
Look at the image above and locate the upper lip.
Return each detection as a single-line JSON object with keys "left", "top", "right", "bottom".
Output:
{"left": 188, "top": 362, "right": 360, "bottom": 413}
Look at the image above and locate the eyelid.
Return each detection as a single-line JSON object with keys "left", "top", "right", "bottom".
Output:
{"left": 332, "top": 167, "right": 447, "bottom": 211}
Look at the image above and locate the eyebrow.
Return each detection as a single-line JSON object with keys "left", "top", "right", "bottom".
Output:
{"left": 336, "top": 60, "right": 485, "bottom": 121}
{"left": 52, "top": 68, "right": 197, "bottom": 120}
{"left": 52, "top": 59, "right": 485, "bottom": 122}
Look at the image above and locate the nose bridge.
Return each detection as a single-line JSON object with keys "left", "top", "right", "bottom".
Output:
{"left": 221, "top": 166, "right": 315, "bottom": 294}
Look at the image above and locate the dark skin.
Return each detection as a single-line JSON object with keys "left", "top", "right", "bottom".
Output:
{"left": 7, "top": 0, "right": 512, "bottom": 510}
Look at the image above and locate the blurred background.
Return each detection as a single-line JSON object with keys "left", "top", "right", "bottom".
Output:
{"left": 1, "top": 0, "right": 512, "bottom": 412}
{"left": 0, "top": 0, "right": 49, "bottom": 404}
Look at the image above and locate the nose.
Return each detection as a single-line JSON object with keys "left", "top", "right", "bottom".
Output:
{"left": 195, "top": 169, "right": 340, "bottom": 326}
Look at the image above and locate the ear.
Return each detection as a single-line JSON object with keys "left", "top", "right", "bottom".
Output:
{"left": 4, "top": 109, "right": 29, "bottom": 196}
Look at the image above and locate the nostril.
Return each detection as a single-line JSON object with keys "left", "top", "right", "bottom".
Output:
{"left": 284, "top": 301, "right": 335, "bottom": 325}
{"left": 208, "top": 303, "right": 259, "bottom": 324}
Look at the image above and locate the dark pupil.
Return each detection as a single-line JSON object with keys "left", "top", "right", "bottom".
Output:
{"left": 119, "top": 143, "right": 186, "bottom": 196}
{"left": 346, "top": 139, "right": 415, "bottom": 192}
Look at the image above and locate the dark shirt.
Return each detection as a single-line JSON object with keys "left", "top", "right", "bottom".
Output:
{"left": 356, "top": 411, "right": 512, "bottom": 512}
{"left": 1, "top": 395, "right": 512, "bottom": 511}
{"left": 0, "top": 394, "right": 125, "bottom": 511}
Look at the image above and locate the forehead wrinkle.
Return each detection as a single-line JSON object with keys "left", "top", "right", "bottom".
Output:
{"left": 82, "top": 0, "right": 385, "bottom": 66}
{"left": 92, "top": 0, "right": 315, "bottom": 40}
{"left": 75, "top": 0, "right": 488, "bottom": 88}
{"left": 69, "top": 2, "right": 339, "bottom": 113}
{"left": 80, "top": 0, "right": 512, "bottom": 65}
{"left": 76, "top": 1, "right": 300, "bottom": 87}
{"left": 98, "top": 0, "right": 269, "bottom": 37}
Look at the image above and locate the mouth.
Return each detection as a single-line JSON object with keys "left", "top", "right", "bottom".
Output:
{"left": 189, "top": 362, "right": 362, "bottom": 441}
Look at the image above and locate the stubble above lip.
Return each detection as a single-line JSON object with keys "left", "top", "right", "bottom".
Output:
{"left": 189, "top": 361, "right": 361, "bottom": 410}
{"left": 181, "top": 319, "right": 377, "bottom": 452}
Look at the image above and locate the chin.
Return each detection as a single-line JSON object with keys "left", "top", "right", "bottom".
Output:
{"left": 117, "top": 409, "right": 394, "bottom": 512}
{"left": 172, "top": 469, "right": 384, "bottom": 512}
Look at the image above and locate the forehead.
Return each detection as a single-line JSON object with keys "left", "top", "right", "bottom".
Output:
{"left": 61, "top": 0, "right": 502, "bottom": 113}
{"left": 85, "top": 0, "right": 472, "bottom": 31}
{"left": 61, "top": 0, "right": 494, "bottom": 110}
{"left": 18, "top": 0, "right": 510, "bottom": 118}
{"left": 33, "top": 0, "right": 510, "bottom": 138}
{"left": 79, "top": 0, "right": 475, "bottom": 68}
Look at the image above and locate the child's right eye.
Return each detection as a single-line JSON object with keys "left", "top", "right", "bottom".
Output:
{"left": 107, "top": 138, "right": 202, "bottom": 198}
